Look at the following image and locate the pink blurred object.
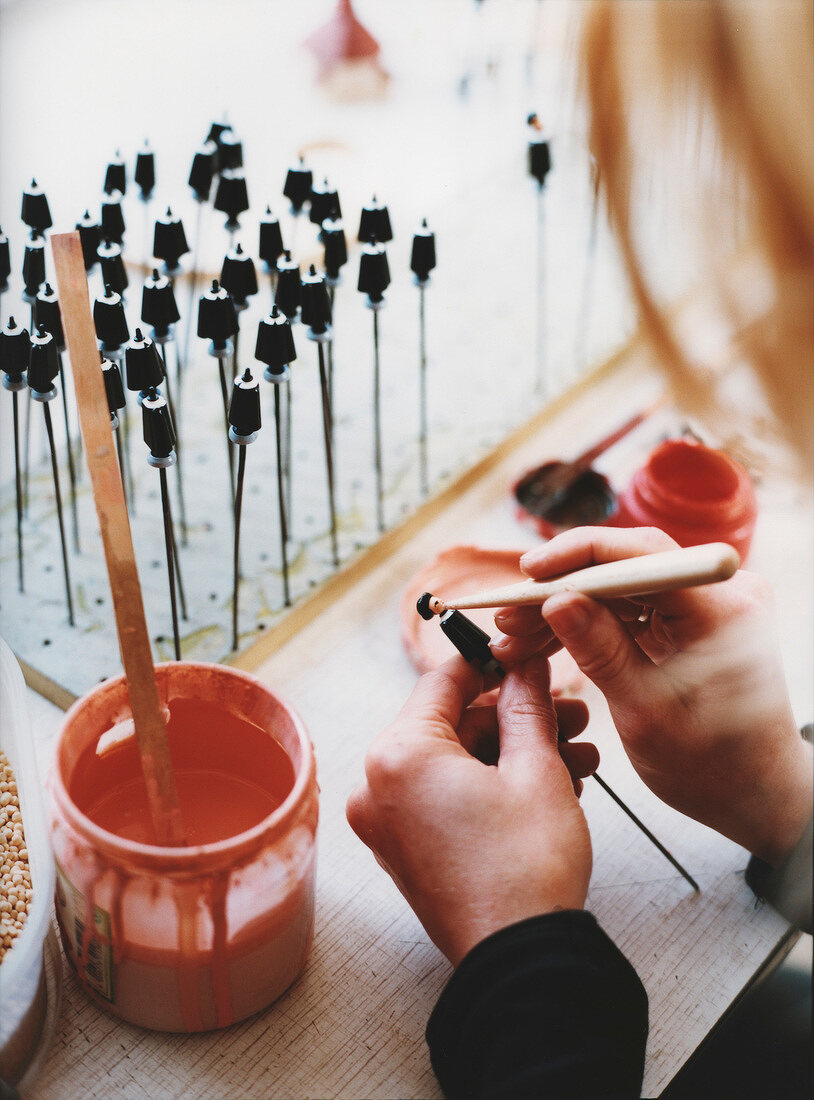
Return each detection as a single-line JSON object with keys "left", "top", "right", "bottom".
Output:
{"left": 304, "top": 0, "right": 381, "bottom": 71}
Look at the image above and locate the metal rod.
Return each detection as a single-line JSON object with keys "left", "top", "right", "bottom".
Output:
{"left": 372, "top": 309, "right": 384, "bottom": 532}
{"left": 183, "top": 201, "right": 204, "bottom": 368}
{"left": 168, "top": 504, "right": 188, "bottom": 621}
{"left": 121, "top": 404, "right": 135, "bottom": 513}
{"left": 57, "top": 352, "right": 80, "bottom": 552}
{"left": 591, "top": 771, "right": 700, "bottom": 891}
{"left": 284, "top": 375, "right": 292, "bottom": 519}
{"left": 327, "top": 284, "right": 335, "bottom": 426}
{"left": 158, "top": 346, "right": 188, "bottom": 545}
{"left": 317, "top": 342, "right": 339, "bottom": 567}
{"left": 11, "top": 391, "right": 24, "bottom": 591}
{"left": 535, "top": 183, "right": 547, "bottom": 398}
{"left": 114, "top": 425, "right": 127, "bottom": 498}
{"left": 231, "top": 444, "right": 247, "bottom": 651}
{"left": 418, "top": 282, "right": 428, "bottom": 497}
{"left": 43, "top": 402, "right": 75, "bottom": 625}
{"left": 23, "top": 387, "right": 31, "bottom": 513}
{"left": 217, "top": 353, "right": 236, "bottom": 499}
{"left": 273, "top": 385, "right": 291, "bottom": 606}
{"left": 158, "top": 465, "right": 181, "bottom": 660}
{"left": 573, "top": 182, "right": 600, "bottom": 377}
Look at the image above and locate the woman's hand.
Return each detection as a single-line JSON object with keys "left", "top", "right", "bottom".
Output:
{"left": 494, "top": 526, "right": 813, "bottom": 865}
{"left": 346, "top": 654, "right": 596, "bottom": 966}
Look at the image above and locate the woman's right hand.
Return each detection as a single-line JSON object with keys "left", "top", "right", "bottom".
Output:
{"left": 492, "top": 527, "right": 813, "bottom": 866}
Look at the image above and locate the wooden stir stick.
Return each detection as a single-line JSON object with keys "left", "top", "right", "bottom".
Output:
{"left": 52, "top": 232, "right": 185, "bottom": 846}
{"left": 428, "top": 542, "right": 740, "bottom": 612}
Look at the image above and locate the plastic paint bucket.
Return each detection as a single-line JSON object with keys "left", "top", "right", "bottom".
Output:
{"left": 50, "top": 662, "right": 318, "bottom": 1032}
{"left": 614, "top": 438, "right": 757, "bottom": 560}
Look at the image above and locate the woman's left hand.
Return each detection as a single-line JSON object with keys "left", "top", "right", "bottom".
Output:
{"left": 347, "top": 654, "right": 597, "bottom": 966}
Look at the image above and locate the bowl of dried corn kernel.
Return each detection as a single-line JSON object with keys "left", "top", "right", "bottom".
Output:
{"left": 0, "top": 637, "right": 61, "bottom": 1092}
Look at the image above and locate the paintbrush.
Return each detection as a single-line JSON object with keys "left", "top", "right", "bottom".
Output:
{"left": 420, "top": 542, "right": 740, "bottom": 614}
{"left": 52, "top": 231, "right": 186, "bottom": 847}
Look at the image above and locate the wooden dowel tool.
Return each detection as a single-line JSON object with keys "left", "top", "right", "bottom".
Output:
{"left": 52, "top": 231, "right": 185, "bottom": 847}
{"left": 426, "top": 542, "right": 740, "bottom": 613}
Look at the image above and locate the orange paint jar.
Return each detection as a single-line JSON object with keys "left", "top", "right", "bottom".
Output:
{"left": 614, "top": 439, "right": 757, "bottom": 561}
{"left": 50, "top": 662, "right": 318, "bottom": 1032}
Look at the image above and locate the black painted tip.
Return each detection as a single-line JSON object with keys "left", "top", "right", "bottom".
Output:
{"left": 416, "top": 593, "right": 435, "bottom": 620}
{"left": 104, "top": 284, "right": 113, "bottom": 297}
{"left": 147, "top": 385, "right": 158, "bottom": 400}
{"left": 135, "top": 327, "right": 145, "bottom": 342}
{"left": 421, "top": 217, "right": 427, "bottom": 227}
{"left": 527, "top": 112, "right": 537, "bottom": 126}
{"left": 43, "top": 282, "right": 53, "bottom": 295}
{"left": 31, "top": 177, "right": 37, "bottom": 187}
{"left": 371, "top": 194, "right": 377, "bottom": 203}
{"left": 236, "top": 242, "right": 243, "bottom": 254}
{"left": 271, "top": 304, "right": 280, "bottom": 318}
{"left": 7, "top": 316, "right": 15, "bottom": 327}
{"left": 83, "top": 209, "right": 90, "bottom": 219}
{"left": 166, "top": 206, "right": 172, "bottom": 217}
{"left": 211, "top": 278, "right": 219, "bottom": 291}
{"left": 152, "top": 267, "right": 159, "bottom": 279}
{"left": 265, "top": 204, "right": 271, "bottom": 214}
{"left": 37, "top": 323, "right": 46, "bottom": 337}
{"left": 309, "top": 263, "right": 316, "bottom": 275}
{"left": 284, "top": 249, "right": 291, "bottom": 261}
{"left": 242, "top": 367, "right": 252, "bottom": 382}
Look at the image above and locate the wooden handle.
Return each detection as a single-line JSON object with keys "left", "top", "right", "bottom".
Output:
{"left": 51, "top": 232, "right": 185, "bottom": 847}
{"left": 443, "top": 542, "right": 740, "bottom": 610}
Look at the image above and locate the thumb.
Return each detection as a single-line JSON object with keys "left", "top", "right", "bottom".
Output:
{"left": 542, "top": 592, "right": 650, "bottom": 699}
{"left": 496, "top": 654, "right": 562, "bottom": 775}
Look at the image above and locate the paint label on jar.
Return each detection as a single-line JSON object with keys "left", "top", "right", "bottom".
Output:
{"left": 55, "top": 862, "right": 114, "bottom": 1002}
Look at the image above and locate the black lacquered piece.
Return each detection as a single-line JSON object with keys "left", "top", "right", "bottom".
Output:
{"left": 300, "top": 265, "right": 332, "bottom": 335}
{"left": 125, "top": 328, "right": 164, "bottom": 393}
{"left": 218, "top": 129, "right": 243, "bottom": 171}
{"left": 101, "top": 191, "right": 126, "bottom": 244}
{"left": 76, "top": 211, "right": 101, "bottom": 271}
{"left": 410, "top": 218, "right": 436, "bottom": 282}
{"left": 189, "top": 141, "right": 217, "bottom": 203}
{"left": 142, "top": 387, "right": 176, "bottom": 460}
{"left": 97, "top": 238, "right": 129, "bottom": 295}
{"left": 274, "top": 251, "right": 301, "bottom": 321}
{"left": 322, "top": 218, "right": 348, "bottom": 282}
{"left": 102, "top": 357, "right": 126, "bottom": 416}
{"left": 309, "top": 178, "right": 341, "bottom": 227}
{"left": 0, "top": 227, "right": 10, "bottom": 291}
{"left": 357, "top": 240, "right": 391, "bottom": 303}
{"left": 527, "top": 115, "right": 552, "bottom": 186}
{"left": 103, "top": 151, "right": 127, "bottom": 196}
{"left": 34, "top": 283, "right": 64, "bottom": 350}
{"left": 197, "top": 279, "right": 238, "bottom": 349}
{"left": 259, "top": 207, "right": 284, "bottom": 270}
{"left": 220, "top": 243, "right": 258, "bottom": 308}
{"left": 153, "top": 207, "right": 189, "bottom": 271}
{"left": 93, "top": 287, "right": 130, "bottom": 352}
{"left": 134, "top": 142, "right": 156, "bottom": 200}
{"left": 27, "top": 327, "right": 59, "bottom": 395}
{"left": 283, "top": 157, "right": 312, "bottom": 213}
{"left": 22, "top": 233, "right": 46, "bottom": 299}
{"left": 141, "top": 268, "right": 180, "bottom": 338}
{"left": 228, "top": 367, "right": 261, "bottom": 438}
{"left": 214, "top": 169, "right": 250, "bottom": 230}
{"left": 0, "top": 317, "right": 31, "bottom": 385}
{"left": 255, "top": 306, "right": 296, "bottom": 377}
{"left": 21, "top": 180, "right": 52, "bottom": 233}
{"left": 358, "top": 197, "right": 392, "bottom": 244}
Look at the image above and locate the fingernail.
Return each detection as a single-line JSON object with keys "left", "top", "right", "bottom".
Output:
{"left": 543, "top": 600, "right": 590, "bottom": 636}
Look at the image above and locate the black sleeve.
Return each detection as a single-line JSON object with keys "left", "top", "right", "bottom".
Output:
{"left": 426, "top": 910, "right": 648, "bottom": 1100}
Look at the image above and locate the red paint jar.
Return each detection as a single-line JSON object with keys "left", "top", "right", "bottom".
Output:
{"left": 50, "top": 662, "right": 318, "bottom": 1032}
{"left": 615, "top": 439, "right": 757, "bottom": 561}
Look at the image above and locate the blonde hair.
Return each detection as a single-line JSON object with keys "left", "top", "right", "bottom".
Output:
{"left": 582, "top": 0, "right": 814, "bottom": 468}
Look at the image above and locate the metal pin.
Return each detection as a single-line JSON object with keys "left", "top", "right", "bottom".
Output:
{"left": 527, "top": 114, "right": 552, "bottom": 397}
{"left": 302, "top": 265, "right": 339, "bottom": 566}
{"left": 227, "top": 368, "right": 261, "bottom": 650}
{"left": 0, "top": 317, "right": 31, "bottom": 591}
{"left": 411, "top": 219, "right": 437, "bottom": 496}
{"left": 358, "top": 239, "right": 391, "bottom": 533}
{"left": 29, "top": 327, "right": 74, "bottom": 624}
{"left": 418, "top": 599, "right": 701, "bottom": 892}
{"left": 142, "top": 387, "right": 181, "bottom": 659}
